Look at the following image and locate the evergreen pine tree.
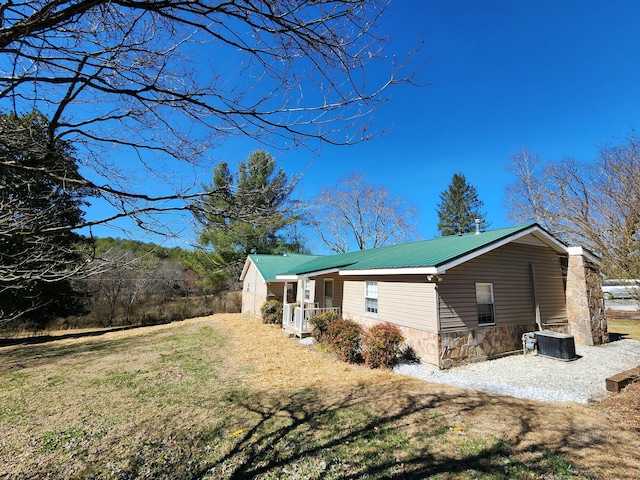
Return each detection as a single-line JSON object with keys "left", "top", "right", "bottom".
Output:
{"left": 436, "top": 173, "right": 487, "bottom": 236}
{"left": 0, "top": 111, "right": 93, "bottom": 325}
{"left": 192, "top": 150, "right": 303, "bottom": 290}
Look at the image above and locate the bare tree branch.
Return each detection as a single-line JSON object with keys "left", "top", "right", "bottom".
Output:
{"left": 505, "top": 137, "right": 640, "bottom": 279}
{"left": 309, "top": 172, "right": 420, "bottom": 253}
{"left": 1, "top": 1, "right": 424, "bottom": 233}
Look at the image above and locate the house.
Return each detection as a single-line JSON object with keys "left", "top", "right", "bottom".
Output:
{"left": 242, "top": 224, "right": 608, "bottom": 369}
{"left": 239, "top": 253, "right": 321, "bottom": 318}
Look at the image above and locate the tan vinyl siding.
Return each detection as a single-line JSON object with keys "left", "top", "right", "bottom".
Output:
{"left": 266, "top": 282, "right": 285, "bottom": 301}
{"left": 255, "top": 276, "right": 268, "bottom": 298}
{"left": 316, "top": 273, "right": 344, "bottom": 309}
{"left": 343, "top": 276, "right": 438, "bottom": 332}
{"left": 241, "top": 262, "right": 268, "bottom": 316}
{"left": 438, "top": 241, "right": 566, "bottom": 332}
{"left": 342, "top": 280, "right": 363, "bottom": 315}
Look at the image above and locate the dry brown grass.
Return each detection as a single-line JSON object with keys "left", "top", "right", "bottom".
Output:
{"left": 1, "top": 313, "right": 639, "bottom": 479}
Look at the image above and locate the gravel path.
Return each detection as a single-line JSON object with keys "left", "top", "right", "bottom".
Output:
{"left": 394, "top": 339, "right": 640, "bottom": 404}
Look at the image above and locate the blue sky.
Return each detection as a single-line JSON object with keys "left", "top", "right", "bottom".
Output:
{"left": 90, "top": 1, "right": 640, "bottom": 250}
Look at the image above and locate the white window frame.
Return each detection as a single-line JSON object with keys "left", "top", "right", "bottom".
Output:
{"left": 365, "top": 281, "right": 378, "bottom": 316}
{"left": 475, "top": 282, "right": 495, "bottom": 326}
{"left": 304, "top": 279, "right": 311, "bottom": 301}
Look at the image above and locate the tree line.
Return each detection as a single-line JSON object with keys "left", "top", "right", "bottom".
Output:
{"left": 6, "top": 105, "right": 639, "bottom": 331}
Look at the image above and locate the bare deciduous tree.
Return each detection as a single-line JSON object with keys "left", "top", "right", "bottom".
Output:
{"left": 1, "top": 1, "right": 423, "bottom": 322}
{"left": 505, "top": 148, "right": 553, "bottom": 229}
{"left": 505, "top": 136, "right": 640, "bottom": 279}
{"left": 310, "top": 172, "right": 420, "bottom": 253}
{"left": 1, "top": 0, "right": 423, "bottom": 231}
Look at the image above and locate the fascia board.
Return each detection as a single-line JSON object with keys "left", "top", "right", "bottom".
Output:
{"left": 276, "top": 268, "right": 340, "bottom": 280}
{"left": 239, "top": 257, "right": 253, "bottom": 281}
{"left": 567, "top": 246, "right": 601, "bottom": 265}
{"left": 275, "top": 274, "right": 300, "bottom": 281}
{"left": 299, "top": 268, "right": 341, "bottom": 278}
{"left": 438, "top": 225, "right": 567, "bottom": 272}
{"left": 340, "top": 266, "right": 441, "bottom": 276}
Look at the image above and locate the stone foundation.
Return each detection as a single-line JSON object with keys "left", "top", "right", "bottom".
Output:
{"left": 541, "top": 323, "right": 569, "bottom": 334}
{"left": 342, "top": 313, "right": 440, "bottom": 367}
{"left": 343, "top": 313, "right": 536, "bottom": 369}
{"left": 439, "top": 324, "right": 538, "bottom": 369}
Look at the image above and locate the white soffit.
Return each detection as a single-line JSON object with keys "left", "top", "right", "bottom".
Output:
{"left": 513, "top": 231, "right": 567, "bottom": 253}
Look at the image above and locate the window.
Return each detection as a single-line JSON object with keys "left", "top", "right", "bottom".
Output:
{"left": 365, "top": 281, "right": 378, "bottom": 315}
{"left": 476, "top": 283, "right": 495, "bottom": 325}
{"left": 304, "top": 279, "right": 311, "bottom": 301}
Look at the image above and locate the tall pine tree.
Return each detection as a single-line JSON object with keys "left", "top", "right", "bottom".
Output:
{"left": 0, "top": 111, "right": 93, "bottom": 325}
{"left": 436, "top": 173, "right": 487, "bottom": 236}
{"left": 192, "top": 150, "right": 303, "bottom": 291}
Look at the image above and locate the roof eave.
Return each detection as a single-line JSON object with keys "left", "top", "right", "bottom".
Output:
{"left": 340, "top": 266, "right": 441, "bottom": 276}
{"left": 275, "top": 274, "right": 300, "bottom": 281}
{"left": 239, "top": 256, "right": 254, "bottom": 281}
{"left": 567, "top": 246, "right": 602, "bottom": 265}
{"left": 277, "top": 267, "right": 342, "bottom": 280}
{"left": 436, "top": 224, "right": 567, "bottom": 273}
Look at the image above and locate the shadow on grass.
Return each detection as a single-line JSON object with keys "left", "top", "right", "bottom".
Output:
{"left": 111, "top": 386, "right": 626, "bottom": 480}
{"left": 0, "top": 331, "right": 146, "bottom": 374}
{"left": 608, "top": 332, "right": 629, "bottom": 342}
{"left": 0, "top": 324, "right": 151, "bottom": 348}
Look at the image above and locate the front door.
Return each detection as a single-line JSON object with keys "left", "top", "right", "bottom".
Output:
{"left": 324, "top": 279, "right": 334, "bottom": 308}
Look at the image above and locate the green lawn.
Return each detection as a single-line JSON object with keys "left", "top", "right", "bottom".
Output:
{"left": 607, "top": 318, "right": 640, "bottom": 341}
{"left": 0, "top": 315, "right": 638, "bottom": 479}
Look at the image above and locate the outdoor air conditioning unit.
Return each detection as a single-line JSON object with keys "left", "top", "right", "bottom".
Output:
{"left": 535, "top": 331, "right": 577, "bottom": 361}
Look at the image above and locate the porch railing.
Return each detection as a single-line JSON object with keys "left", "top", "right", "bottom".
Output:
{"left": 282, "top": 304, "right": 340, "bottom": 336}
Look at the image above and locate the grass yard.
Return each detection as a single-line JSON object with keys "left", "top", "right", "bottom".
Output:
{"left": 1, "top": 314, "right": 639, "bottom": 479}
{"left": 607, "top": 315, "right": 640, "bottom": 341}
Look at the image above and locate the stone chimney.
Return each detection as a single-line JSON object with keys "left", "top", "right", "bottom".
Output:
{"left": 565, "top": 247, "right": 609, "bottom": 345}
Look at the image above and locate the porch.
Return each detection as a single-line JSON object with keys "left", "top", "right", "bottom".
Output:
{"left": 282, "top": 304, "right": 341, "bottom": 338}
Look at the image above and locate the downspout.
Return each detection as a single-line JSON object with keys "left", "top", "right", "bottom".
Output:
{"left": 529, "top": 263, "right": 542, "bottom": 331}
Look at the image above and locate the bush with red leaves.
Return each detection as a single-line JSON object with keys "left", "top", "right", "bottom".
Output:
{"left": 362, "top": 322, "right": 404, "bottom": 369}
{"left": 327, "top": 318, "right": 363, "bottom": 364}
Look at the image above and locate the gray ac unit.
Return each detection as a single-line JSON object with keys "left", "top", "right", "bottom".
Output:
{"left": 535, "top": 331, "right": 577, "bottom": 361}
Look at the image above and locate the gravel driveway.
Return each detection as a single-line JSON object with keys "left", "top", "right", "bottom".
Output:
{"left": 394, "top": 338, "right": 640, "bottom": 404}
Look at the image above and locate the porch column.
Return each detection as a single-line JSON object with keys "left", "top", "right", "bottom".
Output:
{"left": 300, "top": 277, "right": 306, "bottom": 327}
{"left": 566, "top": 247, "right": 609, "bottom": 345}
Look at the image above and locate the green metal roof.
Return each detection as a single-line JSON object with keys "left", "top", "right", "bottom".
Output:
{"left": 277, "top": 246, "right": 392, "bottom": 275}
{"left": 248, "top": 253, "right": 322, "bottom": 281}
{"left": 279, "top": 224, "right": 555, "bottom": 276}
{"left": 343, "top": 224, "right": 539, "bottom": 271}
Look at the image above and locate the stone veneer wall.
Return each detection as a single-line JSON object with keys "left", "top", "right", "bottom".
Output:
{"left": 439, "top": 324, "right": 538, "bottom": 369}
{"left": 342, "top": 313, "right": 440, "bottom": 367}
{"left": 342, "top": 313, "right": 537, "bottom": 369}
{"left": 566, "top": 248, "right": 609, "bottom": 346}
